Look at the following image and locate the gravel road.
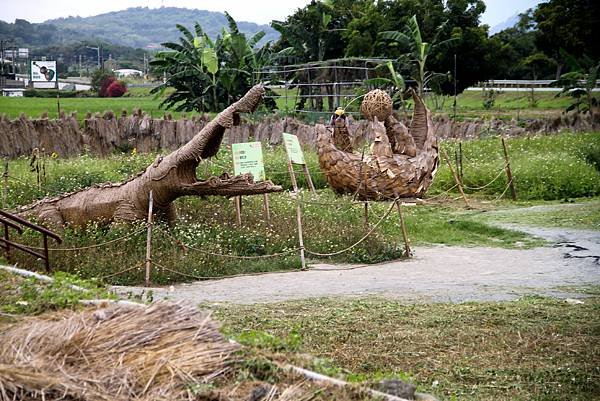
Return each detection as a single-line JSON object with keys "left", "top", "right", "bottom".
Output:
{"left": 115, "top": 223, "right": 599, "bottom": 304}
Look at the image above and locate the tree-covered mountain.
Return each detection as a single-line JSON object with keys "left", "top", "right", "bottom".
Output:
{"left": 44, "top": 7, "right": 279, "bottom": 49}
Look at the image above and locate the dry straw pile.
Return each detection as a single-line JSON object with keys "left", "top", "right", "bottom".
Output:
{"left": 0, "top": 301, "right": 239, "bottom": 400}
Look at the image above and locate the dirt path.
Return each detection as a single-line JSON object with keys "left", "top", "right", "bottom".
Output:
{"left": 116, "top": 222, "right": 599, "bottom": 304}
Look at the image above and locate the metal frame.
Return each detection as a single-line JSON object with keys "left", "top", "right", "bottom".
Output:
{"left": 0, "top": 209, "right": 62, "bottom": 272}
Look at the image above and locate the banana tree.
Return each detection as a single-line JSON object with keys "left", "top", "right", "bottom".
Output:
{"left": 552, "top": 50, "right": 599, "bottom": 117}
{"left": 379, "top": 15, "right": 454, "bottom": 96}
{"left": 151, "top": 14, "right": 280, "bottom": 112}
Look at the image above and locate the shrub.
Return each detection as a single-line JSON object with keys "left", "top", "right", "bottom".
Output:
{"left": 23, "top": 89, "right": 93, "bottom": 98}
{"left": 91, "top": 69, "right": 114, "bottom": 94}
{"left": 99, "top": 76, "right": 116, "bottom": 97}
{"left": 107, "top": 80, "right": 127, "bottom": 97}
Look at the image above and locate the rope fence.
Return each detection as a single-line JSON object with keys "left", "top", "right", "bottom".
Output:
{"left": 22, "top": 227, "right": 146, "bottom": 252}
{"left": 304, "top": 199, "right": 397, "bottom": 257}
{"left": 1, "top": 137, "right": 519, "bottom": 285}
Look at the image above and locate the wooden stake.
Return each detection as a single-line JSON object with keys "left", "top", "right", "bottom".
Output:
{"left": 501, "top": 137, "right": 517, "bottom": 201}
{"left": 3, "top": 159, "right": 8, "bottom": 209}
{"left": 234, "top": 196, "right": 242, "bottom": 226}
{"left": 145, "top": 190, "right": 153, "bottom": 287}
{"left": 295, "top": 197, "right": 307, "bottom": 271}
{"left": 441, "top": 148, "right": 470, "bottom": 208}
{"left": 364, "top": 202, "right": 369, "bottom": 232}
{"left": 302, "top": 164, "right": 316, "bottom": 194}
{"left": 263, "top": 193, "right": 271, "bottom": 224}
{"left": 395, "top": 200, "right": 412, "bottom": 258}
{"left": 458, "top": 140, "right": 464, "bottom": 179}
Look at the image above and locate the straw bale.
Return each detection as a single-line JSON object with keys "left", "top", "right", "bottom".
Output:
{"left": 0, "top": 301, "right": 239, "bottom": 401}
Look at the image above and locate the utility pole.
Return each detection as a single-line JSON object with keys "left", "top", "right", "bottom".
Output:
{"left": 0, "top": 40, "right": 5, "bottom": 75}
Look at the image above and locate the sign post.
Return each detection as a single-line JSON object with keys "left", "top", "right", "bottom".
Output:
{"left": 282, "top": 133, "right": 314, "bottom": 271}
{"left": 30, "top": 60, "right": 57, "bottom": 89}
{"left": 231, "top": 142, "right": 270, "bottom": 224}
{"left": 282, "top": 133, "right": 315, "bottom": 194}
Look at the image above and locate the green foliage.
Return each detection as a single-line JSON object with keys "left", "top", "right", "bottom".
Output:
{"left": 0, "top": 270, "right": 113, "bottom": 315}
{"left": 23, "top": 89, "right": 93, "bottom": 98}
{"left": 482, "top": 88, "right": 498, "bottom": 110}
{"left": 91, "top": 69, "right": 114, "bottom": 94}
{"left": 364, "top": 61, "right": 407, "bottom": 112}
{"left": 379, "top": 15, "right": 446, "bottom": 96}
{"left": 552, "top": 51, "right": 599, "bottom": 115}
{"left": 271, "top": 0, "right": 345, "bottom": 62}
{"left": 533, "top": 0, "right": 600, "bottom": 73}
{"left": 150, "top": 15, "right": 283, "bottom": 112}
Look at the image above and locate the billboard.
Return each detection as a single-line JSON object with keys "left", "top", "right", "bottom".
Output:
{"left": 31, "top": 60, "right": 57, "bottom": 82}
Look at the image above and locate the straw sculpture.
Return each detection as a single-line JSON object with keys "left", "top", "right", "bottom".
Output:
{"left": 0, "top": 301, "right": 239, "bottom": 401}
{"left": 316, "top": 89, "right": 439, "bottom": 200}
{"left": 18, "top": 85, "right": 282, "bottom": 228}
{"left": 360, "top": 89, "right": 393, "bottom": 121}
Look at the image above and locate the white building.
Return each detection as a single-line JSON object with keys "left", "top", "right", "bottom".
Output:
{"left": 114, "top": 69, "right": 143, "bottom": 78}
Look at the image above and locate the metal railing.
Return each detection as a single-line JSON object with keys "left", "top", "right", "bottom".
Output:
{"left": 0, "top": 210, "right": 62, "bottom": 272}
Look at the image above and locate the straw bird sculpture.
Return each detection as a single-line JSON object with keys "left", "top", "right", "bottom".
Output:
{"left": 316, "top": 89, "right": 439, "bottom": 200}
{"left": 19, "top": 85, "right": 282, "bottom": 227}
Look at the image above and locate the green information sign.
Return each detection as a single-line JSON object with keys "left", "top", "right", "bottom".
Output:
{"left": 232, "top": 142, "right": 265, "bottom": 182}
{"left": 282, "top": 133, "right": 305, "bottom": 165}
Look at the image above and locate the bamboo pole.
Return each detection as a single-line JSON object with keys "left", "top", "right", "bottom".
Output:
{"left": 441, "top": 148, "right": 470, "bottom": 208}
{"left": 145, "top": 190, "right": 153, "bottom": 287}
{"left": 395, "top": 200, "right": 412, "bottom": 258}
{"left": 287, "top": 158, "right": 299, "bottom": 192}
{"left": 3, "top": 159, "right": 8, "bottom": 209}
{"left": 501, "top": 137, "right": 517, "bottom": 201}
{"left": 262, "top": 193, "right": 271, "bottom": 224}
{"left": 364, "top": 202, "right": 369, "bottom": 232}
{"left": 302, "top": 164, "right": 316, "bottom": 194}
{"left": 458, "top": 140, "right": 464, "bottom": 179}
{"left": 234, "top": 196, "right": 242, "bottom": 226}
{"left": 295, "top": 195, "right": 307, "bottom": 271}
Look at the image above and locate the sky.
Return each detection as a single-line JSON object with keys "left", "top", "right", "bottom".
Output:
{"left": 0, "top": 0, "right": 545, "bottom": 27}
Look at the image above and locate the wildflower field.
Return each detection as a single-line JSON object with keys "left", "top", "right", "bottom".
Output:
{"left": 2, "top": 131, "right": 598, "bottom": 285}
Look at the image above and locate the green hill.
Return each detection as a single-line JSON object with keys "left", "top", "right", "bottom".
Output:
{"left": 44, "top": 7, "right": 279, "bottom": 49}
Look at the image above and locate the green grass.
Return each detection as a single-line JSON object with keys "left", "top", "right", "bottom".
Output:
{"left": 0, "top": 269, "right": 113, "bottom": 317}
{"left": 3, "top": 89, "right": 593, "bottom": 122}
{"left": 3, "top": 188, "right": 543, "bottom": 286}
{"left": 435, "top": 132, "right": 600, "bottom": 200}
{"left": 0, "top": 95, "right": 194, "bottom": 121}
{"left": 214, "top": 295, "right": 600, "bottom": 401}
{"left": 270, "top": 87, "right": 583, "bottom": 120}
{"left": 480, "top": 199, "right": 600, "bottom": 229}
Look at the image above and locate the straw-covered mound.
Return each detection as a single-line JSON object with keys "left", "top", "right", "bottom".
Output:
{"left": 0, "top": 301, "right": 239, "bottom": 401}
